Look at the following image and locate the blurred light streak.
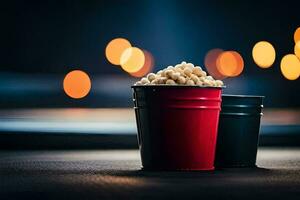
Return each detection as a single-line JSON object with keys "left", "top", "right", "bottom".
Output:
{"left": 1, "top": 108, "right": 300, "bottom": 135}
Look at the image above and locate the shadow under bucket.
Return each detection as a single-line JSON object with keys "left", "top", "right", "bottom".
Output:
{"left": 215, "top": 94, "right": 264, "bottom": 168}
{"left": 132, "top": 85, "right": 222, "bottom": 170}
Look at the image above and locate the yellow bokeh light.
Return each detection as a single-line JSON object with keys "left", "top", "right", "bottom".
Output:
{"left": 252, "top": 41, "right": 276, "bottom": 68}
{"left": 295, "top": 41, "right": 300, "bottom": 59}
{"left": 120, "top": 47, "right": 145, "bottom": 73}
{"left": 130, "top": 50, "right": 154, "bottom": 77}
{"left": 105, "top": 38, "right": 131, "bottom": 65}
{"left": 280, "top": 54, "right": 300, "bottom": 80}
{"left": 294, "top": 27, "right": 300, "bottom": 43}
{"left": 63, "top": 70, "right": 91, "bottom": 99}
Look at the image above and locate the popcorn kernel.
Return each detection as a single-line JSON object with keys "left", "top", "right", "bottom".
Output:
{"left": 166, "top": 79, "right": 176, "bottom": 85}
{"left": 186, "top": 79, "right": 195, "bottom": 86}
{"left": 177, "top": 76, "right": 186, "bottom": 84}
{"left": 147, "top": 73, "right": 156, "bottom": 82}
{"left": 183, "top": 68, "right": 193, "bottom": 77}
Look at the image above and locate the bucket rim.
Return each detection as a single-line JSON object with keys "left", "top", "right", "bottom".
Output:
{"left": 222, "top": 94, "right": 264, "bottom": 98}
{"left": 131, "top": 85, "right": 226, "bottom": 89}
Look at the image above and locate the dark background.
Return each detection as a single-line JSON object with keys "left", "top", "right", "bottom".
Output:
{"left": 0, "top": 3, "right": 299, "bottom": 198}
{"left": 1, "top": 0, "right": 300, "bottom": 107}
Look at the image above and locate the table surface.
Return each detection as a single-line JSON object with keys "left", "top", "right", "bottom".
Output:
{"left": 1, "top": 148, "right": 300, "bottom": 200}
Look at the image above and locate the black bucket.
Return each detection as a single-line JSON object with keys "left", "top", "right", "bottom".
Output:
{"left": 215, "top": 94, "right": 264, "bottom": 168}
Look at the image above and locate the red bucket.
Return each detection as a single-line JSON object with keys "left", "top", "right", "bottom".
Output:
{"left": 132, "top": 86, "right": 222, "bottom": 170}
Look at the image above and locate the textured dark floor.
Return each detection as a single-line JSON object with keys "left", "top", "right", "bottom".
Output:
{"left": 0, "top": 148, "right": 300, "bottom": 200}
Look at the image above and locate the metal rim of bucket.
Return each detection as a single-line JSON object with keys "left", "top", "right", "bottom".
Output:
{"left": 221, "top": 94, "right": 264, "bottom": 116}
{"left": 133, "top": 88, "right": 222, "bottom": 110}
{"left": 222, "top": 94, "right": 264, "bottom": 98}
{"left": 220, "top": 112, "right": 263, "bottom": 116}
{"left": 222, "top": 104, "right": 264, "bottom": 108}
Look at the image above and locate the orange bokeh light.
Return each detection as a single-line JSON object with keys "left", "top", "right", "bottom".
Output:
{"left": 120, "top": 47, "right": 145, "bottom": 73}
{"left": 130, "top": 50, "right": 154, "bottom": 77}
{"left": 217, "top": 51, "right": 244, "bottom": 77}
{"left": 63, "top": 70, "right": 91, "bottom": 99}
{"left": 231, "top": 51, "right": 244, "bottom": 76}
{"left": 105, "top": 38, "right": 131, "bottom": 65}
{"left": 294, "top": 27, "right": 300, "bottom": 43}
{"left": 295, "top": 41, "right": 300, "bottom": 59}
{"left": 204, "top": 48, "right": 227, "bottom": 80}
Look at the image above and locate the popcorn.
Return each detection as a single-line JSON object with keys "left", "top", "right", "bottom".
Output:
{"left": 215, "top": 80, "right": 224, "bottom": 87}
{"left": 174, "top": 64, "right": 182, "bottom": 70}
{"left": 199, "top": 76, "right": 206, "bottom": 82}
{"left": 167, "top": 66, "right": 174, "bottom": 70}
{"left": 206, "top": 76, "right": 214, "bottom": 81}
{"left": 134, "top": 61, "right": 224, "bottom": 87}
{"left": 151, "top": 79, "right": 159, "bottom": 84}
{"left": 157, "top": 77, "right": 167, "bottom": 84}
{"left": 147, "top": 73, "right": 156, "bottom": 82}
{"left": 200, "top": 71, "right": 207, "bottom": 77}
{"left": 183, "top": 68, "right": 193, "bottom": 77}
{"left": 166, "top": 79, "right": 176, "bottom": 85}
{"left": 165, "top": 69, "right": 174, "bottom": 78}
{"left": 192, "top": 67, "right": 202, "bottom": 76}
{"left": 186, "top": 79, "right": 195, "bottom": 86}
{"left": 175, "top": 68, "right": 184, "bottom": 74}
{"left": 170, "top": 72, "right": 180, "bottom": 80}
{"left": 157, "top": 70, "right": 163, "bottom": 75}
{"left": 177, "top": 76, "right": 186, "bottom": 84}
{"left": 196, "top": 80, "right": 203, "bottom": 86}
{"left": 185, "top": 63, "right": 194, "bottom": 70}
{"left": 203, "top": 79, "right": 211, "bottom": 86}
{"left": 141, "top": 77, "right": 150, "bottom": 84}
{"left": 135, "top": 81, "right": 143, "bottom": 86}
{"left": 190, "top": 74, "right": 199, "bottom": 83}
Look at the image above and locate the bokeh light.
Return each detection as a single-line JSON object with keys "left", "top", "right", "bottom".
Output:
{"left": 216, "top": 51, "right": 244, "bottom": 77}
{"left": 280, "top": 54, "right": 300, "bottom": 80}
{"left": 294, "top": 41, "right": 300, "bottom": 59}
{"left": 216, "top": 51, "right": 237, "bottom": 76}
{"left": 120, "top": 47, "right": 145, "bottom": 73}
{"left": 230, "top": 51, "right": 244, "bottom": 76}
{"left": 105, "top": 38, "right": 131, "bottom": 65}
{"left": 252, "top": 41, "right": 276, "bottom": 68}
{"left": 294, "top": 27, "right": 300, "bottom": 43}
{"left": 130, "top": 50, "right": 154, "bottom": 77}
{"left": 204, "top": 49, "right": 227, "bottom": 80}
{"left": 63, "top": 70, "right": 91, "bottom": 99}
